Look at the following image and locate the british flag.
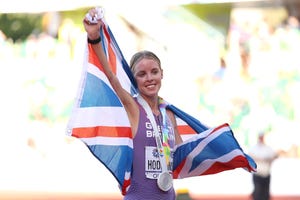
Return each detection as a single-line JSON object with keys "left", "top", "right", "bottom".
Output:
{"left": 66, "top": 19, "right": 256, "bottom": 195}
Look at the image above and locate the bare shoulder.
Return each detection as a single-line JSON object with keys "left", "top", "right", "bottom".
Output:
{"left": 166, "top": 109, "right": 183, "bottom": 144}
{"left": 166, "top": 109, "right": 177, "bottom": 125}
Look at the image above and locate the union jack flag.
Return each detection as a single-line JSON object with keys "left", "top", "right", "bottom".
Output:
{"left": 66, "top": 19, "right": 256, "bottom": 195}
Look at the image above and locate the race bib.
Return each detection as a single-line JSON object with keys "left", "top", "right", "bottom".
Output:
{"left": 145, "top": 146, "right": 161, "bottom": 179}
{"left": 145, "top": 146, "right": 173, "bottom": 179}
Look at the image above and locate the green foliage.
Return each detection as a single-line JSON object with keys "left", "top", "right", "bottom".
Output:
{"left": 0, "top": 13, "right": 42, "bottom": 42}
{"left": 0, "top": 9, "right": 88, "bottom": 43}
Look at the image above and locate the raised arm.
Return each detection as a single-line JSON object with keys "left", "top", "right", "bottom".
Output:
{"left": 83, "top": 8, "right": 139, "bottom": 133}
{"left": 83, "top": 9, "right": 129, "bottom": 103}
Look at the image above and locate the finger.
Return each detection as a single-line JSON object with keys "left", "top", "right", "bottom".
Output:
{"left": 83, "top": 18, "right": 90, "bottom": 26}
{"left": 89, "top": 8, "right": 97, "bottom": 17}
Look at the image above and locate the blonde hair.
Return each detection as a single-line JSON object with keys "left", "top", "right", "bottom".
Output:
{"left": 129, "top": 50, "right": 161, "bottom": 72}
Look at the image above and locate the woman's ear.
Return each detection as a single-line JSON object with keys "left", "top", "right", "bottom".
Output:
{"left": 161, "top": 69, "right": 164, "bottom": 79}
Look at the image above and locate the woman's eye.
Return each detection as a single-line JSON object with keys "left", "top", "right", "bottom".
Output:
{"left": 152, "top": 69, "right": 159, "bottom": 74}
{"left": 136, "top": 72, "right": 145, "bottom": 77}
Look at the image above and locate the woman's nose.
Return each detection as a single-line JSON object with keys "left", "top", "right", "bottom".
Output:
{"left": 145, "top": 73, "right": 153, "bottom": 81}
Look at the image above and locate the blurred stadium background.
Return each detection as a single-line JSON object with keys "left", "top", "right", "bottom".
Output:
{"left": 1, "top": 0, "right": 300, "bottom": 199}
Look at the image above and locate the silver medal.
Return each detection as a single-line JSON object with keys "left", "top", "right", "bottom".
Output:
{"left": 157, "top": 172, "right": 173, "bottom": 192}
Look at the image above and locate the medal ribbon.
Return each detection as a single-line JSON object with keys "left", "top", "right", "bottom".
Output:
{"left": 158, "top": 98, "right": 171, "bottom": 168}
{"left": 137, "top": 95, "right": 169, "bottom": 173}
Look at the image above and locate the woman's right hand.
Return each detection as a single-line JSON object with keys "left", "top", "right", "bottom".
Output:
{"left": 83, "top": 8, "right": 103, "bottom": 40}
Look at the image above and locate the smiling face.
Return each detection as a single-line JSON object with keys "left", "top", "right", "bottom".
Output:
{"left": 132, "top": 57, "right": 163, "bottom": 99}
{"left": 130, "top": 51, "right": 163, "bottom": 100}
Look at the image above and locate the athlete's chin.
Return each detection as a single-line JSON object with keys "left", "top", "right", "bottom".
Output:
{"left": 142, "top": 90, "right": 159, "bottom": 97}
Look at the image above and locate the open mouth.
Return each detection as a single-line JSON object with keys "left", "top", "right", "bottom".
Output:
{"left": 146, "top": 84, "right": 156, "bottom": 89}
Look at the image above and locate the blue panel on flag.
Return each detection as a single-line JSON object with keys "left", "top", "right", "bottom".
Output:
{"left": 81, "top": 73, "right": 122, "bottom": 107}
{"left": 89, "top": 144, "right": 133, "bottom": 185}
{"left": 190, "top": 130, "right": 237, "bottom": 171}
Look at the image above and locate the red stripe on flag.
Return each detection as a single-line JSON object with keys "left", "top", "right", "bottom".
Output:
{"left": 211, "top": 123, "right": 229, "bottom": 133}
{"left": 173, "top": 158, "right": 186, "bottom": 179}
{"left": 72, "top": 126, "right": 132, "bottom": 138}
{"left": 103, "top": 26, "right": 117, "bottom": 75}
{"left": 177, "top": 125, "right": 197, "bottom": 135}
{"left": 202, "top": 155, "right": 250, "bottom": 175}
{"left": 87, "top": 25, "right": 117, "bottom": 74}
{"left": 88, "top": 44, "right": 103, "bottom": 70}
